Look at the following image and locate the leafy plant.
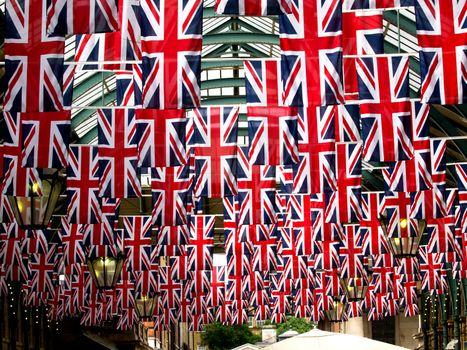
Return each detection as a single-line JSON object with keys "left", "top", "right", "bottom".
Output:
{"left": 201, "top": 322, "right": 262, "bottom": 350}
{"left": 276, "top": 317, "right": 314, "bottom": 336}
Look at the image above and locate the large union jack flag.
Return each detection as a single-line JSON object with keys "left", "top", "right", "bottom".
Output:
{"left": 357, "top": 55, "right": 413, "bottom": 162}
{"left": 136, "top": 109, "right": 187, "bottom": 167}
{"left": 215, "top": 0, "right": 291, "bottom": 15}
{"left": 46, "top": 0, "right": 119, "bottom": 35}
{"left": 415, "top": 0, "right": 467, "bottom": 104}
{"left": 342, "top": 10, "right": 383, "bottom": 101}
{"left": 189, "top": 107, "right": 239, "bottom": 198}
{"left": 151, "top": 164, "right": 191, "bottom": 226}
{"left": 237, "top": 147, "right": 277, "bottom": 225}
{"left": 188, "top": 215, "right": 215, "bottom": 271}
{"left": 293, "top": 106, "right": 336, "bottom": 194}
{"left": 21, "top": 111, "right": 70, "bottom": 168}
{"left": 245, "top": 59, "right": 299, "bottom": 165}
{"left": 325, "top": 142, "right": 362, "bottom": 224}
{"left": 97, "top": 108, "right": 141, "bottom": 198}
{"left": 66, "top": 145, "right": 102, "bottom": 224}
{"left": 4, "top": 0, "right": 65, "bottom": 113}
{"left": 279, "top": 0, "right": 344, "bottom": 106}
{"left": 141, "top": 0, "right": 203, "bottom": 109}
{"left": 74, "top": 0, "right": 141, "bottom": 70}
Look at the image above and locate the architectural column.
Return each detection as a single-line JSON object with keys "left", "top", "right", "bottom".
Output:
{"left": 344, "top": 317, "right": 365, "bottom": 337}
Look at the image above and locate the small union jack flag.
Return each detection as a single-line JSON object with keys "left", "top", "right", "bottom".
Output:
{"left": 21, "top": 111, "right": 70, "bottom": 168}
{"left": 123, "top": 216, "right": 155, "bottom": 274}
{"left": 293, "top": 106, "right": 337, "bottom": 194}
{"left": 357, "top": 55, "right": 413, "bottom": 162}
{"left": 237, "top": 147, "right": 278, "bottom": 225}
{"left": 325, "top": 142, "right": 362, "bottom": 224}
{"left": 66, "top": 145, "right": 102, "bottom": 224}
{"left": 151, "top": 164, "right": 191, "bottom": 227}
{"left": 188, "top": 215, "right": 215, "bottom": 271}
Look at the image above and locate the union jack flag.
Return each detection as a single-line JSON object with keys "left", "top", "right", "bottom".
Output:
{"left": 215, "top": 0, "right": 291, "bottom": 15}
{"left": 325, "top": 142, "right": 362, "bottom": 223}
{"left": 4, "top": 0, "right": 65, "bottom": 112}
{"left": 357, "top": 55, "right": 413, "bottom": 162}
{"left": 188, "top": 215, "right": 215, "bottom": 271}
{"left": 386, "top": 102, "right": 431, "bottom": 192}
{"left": 342, "top": 10, "right": 383, "bottom": 101}
{"left": 360, "top": 192, "right": 389, "bottom": 255}
{"left": 427, "top": 216, "right": 459, "bottom": 255}
{"left": 343, "top": 0, "right": 413, "bottom": 10}
{"left": 66, "top": 145, "right": 102, "bottom": 224}
{"left": 237, "top": 147, "right": 277, "bottom": 225}
{"left": 339, "top": 224, "right": 365, "bottom": 278}
{"left": 141, "top": 0, "right": 202, "bottom": 109}
{"left": 136, "top": 109, "right": 187, "bottom": 167}
{"left": 315, "top": 240, "right": 341, "bottom": 271}
{"left": 74, "top": 0, "right": 141, "bottom": 70}
{"left": 293, "top": 106, "right": 337, "bottom": 194}
{"left": 335, "top": 105, "right": 361, "bottom": 142}
{"left": 189, "top": 107, "right": 239, "bottom": 198}
{"left": 46, "top": 0, "right": 119, "bottom": 35}
{"left": 208, "top": 266, "right": 225, "bottom": 307}
{"left": 169, "top": 256, "right": 188, "bottom": 281}
{"left": 155, "top": 225, "right": 189, "bottom": 246}
{"left": 415, "top": 0, "right": 467, "bottom": 104}
{"left": 123, "top": 216, "right": 154, "bottom": 274}
{"left": 279, "top": 0, "right": 344, "bottom": 106}
{"left": 245, "top": 59, "right": 299, "bottom": 165}
{"left": 21, "top": 111, "right": 70, "bottom": 168}
{"left": 134, "top": 267, "right": 158, "bottom": 297}
{"left": 2, "top": 146, "right": 42, "bottom": 197}
{"left": 59, "top": 220, "right": 85, "bottom": 267}
{"left": 28, "top": 246, "right": 56, "bottom": 295}
{"left": 116, "top": 68, "right": 142, "bottom": 107}
{"left": 151, "top": 164, "right": 191, "bottom": 226}
{"left": 252, "top": 234, "right": 279, "bottom": 272}
{"left": 418, "top": 246, "right": 443, "bottom": 293}
{"left": 97, "top": 108, "right": 141, "bottom": 198}
{"left": 158, "top": 266, "right": 182, "bottom": 309}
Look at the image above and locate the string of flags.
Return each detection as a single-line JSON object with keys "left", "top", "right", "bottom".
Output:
{"left": 1, "top": 0, "right": 467, "bottom": 332}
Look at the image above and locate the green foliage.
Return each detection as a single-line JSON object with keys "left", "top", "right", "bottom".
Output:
{"left": 200, "top": 322, "right": 262, "bottom": 350}
{"left": 276, "top": 317, "right": 314, "bottom": 336}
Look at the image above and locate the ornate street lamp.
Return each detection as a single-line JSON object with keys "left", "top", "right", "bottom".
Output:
{"left": 378, "top": 216, "right": 426, "bottom": 258}
{"left": 87, "top": 254, "right": 125, "bottom": 290}
{"left": 7, "top": 169, "right": 65, "bottom": 229}
{"left": 340, "top": 276, "right": 369, "bottom": 302}
{"left": 135, "top": 294, "right": 158, "bottom": 319}
{"left": 325, "top": 297, "right": 345, "bottom": 322}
